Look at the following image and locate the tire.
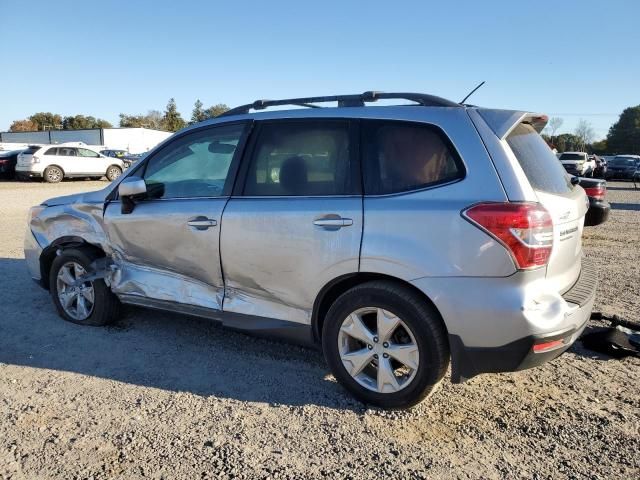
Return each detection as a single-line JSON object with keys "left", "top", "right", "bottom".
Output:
{"left": 43, "top": 165, "right": 63, "bottom": 183}
{"left": 322, "top": 280, "right": 449, "bottom": 409}
{"left": 106, "top": 165, "right": 122, "bottom": 182}
{"left": 49, "top": 248, "right": 121, "bottom": 326}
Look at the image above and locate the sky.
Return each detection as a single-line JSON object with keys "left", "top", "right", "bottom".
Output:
{"left": 1, "top": 0, "right": 639, "bottom": 140}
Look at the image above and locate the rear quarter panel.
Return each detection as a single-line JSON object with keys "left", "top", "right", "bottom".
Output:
{"left": 360, "top": 110, "right": 516, "bottom": 280}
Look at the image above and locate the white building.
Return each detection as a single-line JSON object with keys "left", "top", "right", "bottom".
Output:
{"left": 0, "top": 127, "right": 172, "bottom": 154}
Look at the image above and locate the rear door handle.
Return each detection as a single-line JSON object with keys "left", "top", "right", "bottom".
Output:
{"left": 187, "top": 217, "right": 218, "bottom": 230}
{"left": 313, "top": 216, "right": 353, "bottom": 229}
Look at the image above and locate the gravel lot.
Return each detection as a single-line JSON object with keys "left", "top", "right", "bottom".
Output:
{"left": 0, "top": 180, "right": 638, "bottom": 480}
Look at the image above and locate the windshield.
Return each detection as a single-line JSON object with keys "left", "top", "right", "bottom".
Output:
{"left": 559, "top": 153, "right": 585, "bottom": 161}
{"left": 506, "top": 123, "right": 573, "bottom": 194}
{"left": 610, "top": 157, "right": 637, "bottom": 167}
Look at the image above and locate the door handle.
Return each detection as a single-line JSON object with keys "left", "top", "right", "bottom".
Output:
{"left": 313, "top": 216, "right": 353, "bottom": 229}
{"left": 187, "top": 217, "right": 218, "bottom": 230}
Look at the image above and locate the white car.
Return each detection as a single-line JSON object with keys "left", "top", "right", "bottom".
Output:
{"left": 16, "top": 144, "right": 124, "bottom": 183}
{"left": 558, "top": 151, "right": 596, "bottom": 177}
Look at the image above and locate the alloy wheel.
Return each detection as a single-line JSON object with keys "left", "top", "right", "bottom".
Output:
{"left": 337, "top": 307, "right": 420, "bottom": 393}
{"left": 56, "top": 261, "right": 95, "bottom": 321}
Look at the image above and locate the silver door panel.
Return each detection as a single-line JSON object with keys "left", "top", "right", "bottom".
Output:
{"left": 220, "top": 197, "right": 362, "bottom": 324}
{"left": 104, "top": 198, "right": 226, "bottom": 310}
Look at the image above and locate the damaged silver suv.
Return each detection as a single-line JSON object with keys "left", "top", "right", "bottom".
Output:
{"left": 25, "top": 92, "right": 596, "bottom": 409}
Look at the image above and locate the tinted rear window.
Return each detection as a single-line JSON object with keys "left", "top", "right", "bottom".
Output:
{"left": 558, "top": 153, "right": 585, "bottom": 161}
{"left": 506, "top": 123, "right": 573, "bottom": 194}
{"left": 24, "top": 146, "right": 41, "bottom": 154}
{"left": 362, "top": 120, "right": 464, "bottom": 195}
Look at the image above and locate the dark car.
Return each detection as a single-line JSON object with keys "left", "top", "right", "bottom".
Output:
{"left": 0, "top": 149, "right": 26, "bottom": 179}
{"left": 605, "top": 156, "right": 640, "bottom": 180}
{"left": 576, "top": 176, "right": 609, "bottom": 226}
{"left": 100, "top": 149, "right": 128, "bottom": 159}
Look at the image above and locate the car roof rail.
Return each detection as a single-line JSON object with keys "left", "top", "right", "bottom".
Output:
{"left": 218, "top": 91, "right": 461, "bottom": 117}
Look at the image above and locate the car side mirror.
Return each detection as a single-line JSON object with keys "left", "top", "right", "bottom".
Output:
{"left": 118, "top": 176, "right": 147, "bottom": 214}
{"left": 570, "top": 176, "right": 580, "bottom": 185}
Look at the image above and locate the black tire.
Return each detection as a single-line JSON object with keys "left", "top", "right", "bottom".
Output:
{"left": 322, "top": 281, "right": 449, "bottom": 409}
{"left": 106, "top": 165, "right": 122, "bottom": 182}
{"left": 49, "top": 248, "right": 121, "bottom": 326}
{"left": 43, "top": 165, "right": 63, "bottom": 183}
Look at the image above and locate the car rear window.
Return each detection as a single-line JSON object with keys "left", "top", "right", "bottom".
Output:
{"left": 506, "top": 123, "right": 573, "bottom": 194}
{"left": 558, "top": 153, "right": 585, "bottom": 161}
{"left": 24, "top": 146, "right": 41, "bottom": 154}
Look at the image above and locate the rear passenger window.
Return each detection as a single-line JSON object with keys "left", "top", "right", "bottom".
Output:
{"left": 362, "top": 121, "right": 464, "bottom": 195}
{"left": 243, "top": 121, "right": 354, "bottom": 196}
{"left": 45, "top": 148, "right": 58, "bottom": 156}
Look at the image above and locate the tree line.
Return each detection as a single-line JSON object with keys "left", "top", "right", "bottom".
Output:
{"left": 542, "top": 104, "right": 640, "bottom": 155}
{"left": 8, "top": 98, "right": 229, "bottom": 134}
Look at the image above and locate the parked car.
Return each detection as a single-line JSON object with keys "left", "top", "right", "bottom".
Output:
{"left": 0, "top": 148, "right": 26, "bottom": 179}
{"left": 577, "top": 177, "right": 609, "bottom": 226}
{"left": 100, "top": 149, "right": 128, "bottom": 159}
{"left": 24, "top": 92, "right": 595, "bottom": 409}
{"left": 604, "top": 155, "right": 640, "bottom": 180}
{"left": 16, "top": 144, "right": 125, "bottom": 183}
{"left": 558, "top": 152, "right": 596, "bottom": 177}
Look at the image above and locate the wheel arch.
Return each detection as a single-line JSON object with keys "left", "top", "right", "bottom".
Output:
{"left": 39, "top": 236, "right": 106, "bottom": 290}
{"left": 312, "top": 272, "right": 448, "bottom": 344}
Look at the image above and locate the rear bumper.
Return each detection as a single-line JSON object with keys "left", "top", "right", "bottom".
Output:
{"left": 411, "top": 258, "right": 597, "bottom": 382}
{"left": 585, "top": 197, "right": 610, "bottom": 226}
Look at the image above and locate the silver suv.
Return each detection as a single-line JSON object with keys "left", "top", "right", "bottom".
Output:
{"left": 24, "top": 92, "right": 595, "bottom": 409}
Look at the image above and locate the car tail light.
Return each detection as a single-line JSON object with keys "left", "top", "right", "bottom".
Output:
{"left": 583, "top": 184, "right": 606, "bottom": 200}
{"left": 463, "top": 202, "right": 553, "bottom": 270}
{"left": 31, "top": 155, "right": 40, "bottom": 163}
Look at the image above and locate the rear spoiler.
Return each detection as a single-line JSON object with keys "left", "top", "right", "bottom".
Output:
{"left": 475, "top": 108, "right": 548, "bottom": 140}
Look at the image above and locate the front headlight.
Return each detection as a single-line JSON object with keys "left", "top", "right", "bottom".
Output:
{"left": 28, "top": 205, "right": 46, "bottom": 223}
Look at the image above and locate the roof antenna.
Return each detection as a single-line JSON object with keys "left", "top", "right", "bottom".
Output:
{"left": 460, "top": 81, "right": 485, "bottom": 104}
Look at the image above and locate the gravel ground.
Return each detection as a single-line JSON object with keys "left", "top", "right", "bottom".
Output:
{"left": 0, "top": 179, "right": 638, "bottom": 480}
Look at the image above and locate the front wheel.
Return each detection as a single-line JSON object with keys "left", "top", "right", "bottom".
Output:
{"left": 49, "top": 248, "right": 121, "bottom": 326}
{"left": 106, "top": 165, "right": 122, "bottom": 182}
{"left": 322, "top": 281, "right": 449, "bottom": 409}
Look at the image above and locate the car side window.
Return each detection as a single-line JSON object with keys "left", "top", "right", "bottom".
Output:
{"left": 362, "top": 120, "right": 464, "bottom": 195}
{"left": 142, "top": 123, "right": 246, "bottom": 199}
{"left": 58, "top": 147, "right": 77, "bottom": 157}
{"left": 243, "top": 121, "right": 353, "bottom": 196}
{"left": 77, "top": 148, "right": 100, "bottom": 158}
{"left": 45, "top": 148, "right": 58, "bottom": 156}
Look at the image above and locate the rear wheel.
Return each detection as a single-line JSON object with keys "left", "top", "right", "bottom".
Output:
{"left": 49, "top": 248, "right": 121, "bottom": 326}
{"left": 106, "top": 165, "right": 122, "bottom": 181}
{"left": 43, "top": 166, "right": 63, "bottom": 183}
{"left": 322, "top": 281, "right": 449, "bottom": 409}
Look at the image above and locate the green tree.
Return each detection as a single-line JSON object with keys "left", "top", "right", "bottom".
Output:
{"left": 555, "top": 133, "right": 582, "bottom": 152}
{"left": 606, "top": 105, "right": 640, "bottom": 154}
{"left": 28, "top": 112, "right": 63, "bottom": 130}
{"left": 204, "top": 103, "right": 229, "bottom": 119}
{"left": 9, "top": 119, "right": 38, "bottom": 132}
{"left": 62, "top": 115, "right": 112, "bottom": 129}
{"left": 162, "top": 98, "right": 186, "bottom": 132}
{"left": 119, "top": 110, "right": 164, "bottom": 129}
{"left": 191, "top": 99, "right": 206, "bottom": 124}
{"left": 590, "top": 139, "right": 608, "bottom": 155}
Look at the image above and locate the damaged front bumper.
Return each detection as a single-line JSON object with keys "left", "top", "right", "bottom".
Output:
{"left": 24, "top": 227, "right": 44, "bottom": 284}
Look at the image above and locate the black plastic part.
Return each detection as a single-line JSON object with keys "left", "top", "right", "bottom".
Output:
{"left": 584, "top": 197, "right": 610, "bottom": 226}
{"left": 219, "top": 91, "right": 460, "bottom": 117}
{"left": 448, "top": 327, "right": 578, "bottom": 383}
